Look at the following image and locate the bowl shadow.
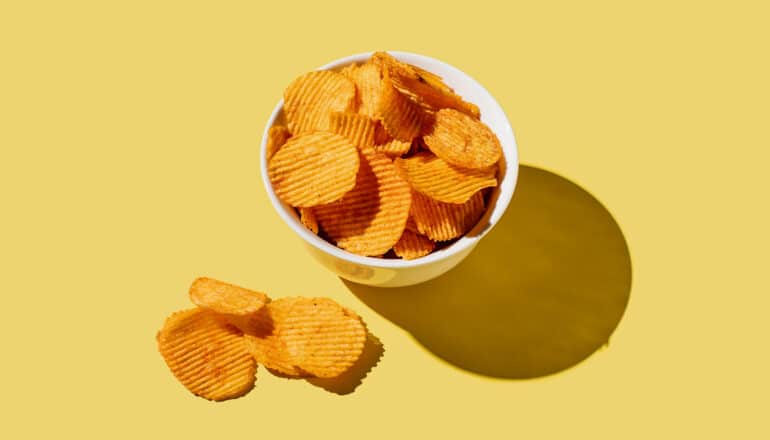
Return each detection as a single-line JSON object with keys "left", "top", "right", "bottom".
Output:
{"left": 344, "top": 165, "right": 633, "bottom": 379}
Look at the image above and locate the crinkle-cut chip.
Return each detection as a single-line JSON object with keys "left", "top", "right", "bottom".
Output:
{"left": 268, "top": 132, "right": 359, "bottom": 207}
{"left": 189, "top": 277, "right": 269, "bottom": 316}
{"left": 157, "top": 308, "right": 256, "bottom": 401}
{"left": 314, "top": 148, "right": 412, "bottom": 256}
{"left": 410, "top": 191, "right": 486, "bottom": 241}
{"left": 373, "top": 121, "right": 391, "bottom": 145}
{"left": 266, "top": 125, "right": 291, "bottom": 161}
{"left": 329, "top": 112, "right": 376, "bottom": 149}
{"left": 339, "top": 63, "right": 359, "bottom": 78}
{"left": 377, "top": 71, "right": 426, "bottom": 142}
{"left": 394, "top": 229, "right": 435, "bottom": 260}
{"left": 243, "top": 299, "right": 307, "bottom": 377}
{"left": 371, "top": 52, "right": 480, "bottom": 118}
{"left": 299, "top": 207, "right": 318, "bottom": 234}
{"left": 423, "top": 108, "right": 502, "bottom": 169}
{"left": 348, "top": 62, "right": 383, "bottom": 118}
{"left": 284, "top": 70, "right": 355, "bottom": 134}
{"left": 405, "top": 215, "right": 418, "bottom": 232}
{"left": 278, "top": 297, "right": 367, "bottom": 378}
{"left": 395, "top": 152, "right": 497, "bottom": 203}
{"left": 375, "top": 138, "right": 412, "bottom": 158}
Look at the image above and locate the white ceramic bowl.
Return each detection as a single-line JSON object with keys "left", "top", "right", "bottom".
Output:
{"left": 260, "top": 51, "right": 518, "bottom": 287}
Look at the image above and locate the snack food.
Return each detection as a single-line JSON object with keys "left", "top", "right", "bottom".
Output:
{"left": 157, "top": 278, "right": 373, "bottom": 400}
{"left": 157, "top": 308, "right": 256, "bottom": 401}
{"left": 268, "top": 132, "right": 359, "bottom": 207}
{"left": 266, "top": 52, "right": 504, "bottom": 259}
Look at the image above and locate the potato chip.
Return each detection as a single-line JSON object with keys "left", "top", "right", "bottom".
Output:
{"left": 278, "top": 297, "right": 367, "bottom": 378}
{"left": 157, "top": 308, "right": 256, "bottom": 401}
{"left": 373, "top": 121, "right": 391, "bottom": 145}
{"left": 395, "top": 152, "right": 497, "bottom": 203}
{"left": 243, "top": 299, "right": 307, "bottom": 377}
{"left": 284, "top": 70, "right": 356, "bottom": 134}
{"left": 375, "top": 138, "right": 412, "bottom": 158}
{"left": 299, "top": 207, "right": 318, "bottom": 234}
{"left": 329, "top": 112, "right": 376, "bottom": 149}
{"left": 268, "top": 132, "right": 359, "bottom": 207}
{"left": 422, "top": 108, "right": 502, "bottom": 169}
{"left": 410, "top": 190, "right": 486, "bottom": 241}
{"left": 347, "top": 62, "right": 383, "bottom": 118}
{"left": 189, "top": 277, "right": 269, "bottom": 316}
{"left": 371, "top": 52, "right": 480, "bottom": 118}
{"left": 265, "top": 125, "right": 291, "bottom": 161}
{"left": 339, "top": 63, "right": 359, "bottom": 78}
{"left": 377, "top": 71, "right": 426, "bottom": 142}
{"left": 394, "top": 229, "right": 435, "bottom": 260}
{"left": 314, "top": 147, "right": 412, "bottom": 256}
{"left": 405, "top": 215, "right": 418, "bottom": 232}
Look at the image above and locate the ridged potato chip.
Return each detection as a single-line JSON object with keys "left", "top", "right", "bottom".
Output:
{"left": 157, "top": 308, "right": 256, "bottom": 401}
{"left": 378, "top": 71, "right": 426, "bottom": 142}
{"left": 189, "top": 277, "right": 269, "bottom": 316}
{"left": 371, "top": 52, "right": 480, "bottom": 118}
{"left": 268, "top": 132, "right": 359, "bottom": 207}
{"left": 410, "top": 190, "right": 486, "bottom": 241}
{"left": 314, "top": 148, "right": 412, "bottom": 256}
{"left": 395, "top": 152, "right": 497, "bottom": 203}
{"left": 329, "top": 112, "right": 376, "bottom": 149}
{"left": 243, "top": 299, "right": 307, "bottom": 377}
{"left": 405, "top": 215, "right": 418, "bottom": 232}
{"left": 393, "top": 229, "right": 435, "bottom": 260}
{"left": 423, "top": 108, "right": 502, "bottom": 169}
{"left": 299, "top": 207, "right": 318, "bottom": 234}
{"left": 265, "top": 125, "right": 291, "bottom": 161}
{"left": 375, "top": 138, "right": 412, "bottom": 158}
{"left": 284, "top": 70, "right": 356, "bottom": 134}
{"left": 278, "top": 297, "right": 367, "bottom": 378}
{"left": 347, "top": 62, "right": 383, "bottom": 118}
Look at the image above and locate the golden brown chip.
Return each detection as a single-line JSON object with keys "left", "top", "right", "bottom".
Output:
{"left": 189, "top": 277, "right": 269, "bottom": 316}
{"left": 377, "top": 71, "right": 426, "bottom": 142}
{"left": 375, "top": 138, "right": 412, "bottom": 158}
{"left": 283, "top": 70, "right": 356, "bottom": 135}
{"left": 278, "top": 297, "right": 367, "bottom": 378}
{"left": 393, "top": 229, "right": 435, "bottom": 260}
{"left": 410, "top": 190, "right": 486, "bottom": 241}
{"left": 373, "top": 121, "right": 391, "bottom": 145}
{"left": 243, "top": 298, "right": 307, "bottom": 377}
{"left": 405, "top": 215, "right": 418, "bottom": 232}
{"left": 299, "top": 207, "right": 318, "bottom": 234}
{"left": 265, "top": 125, "right": 291, "bottom": 161}
{"left": 314, "top": 147, "right": 412, "bottom": 256}
{"left": 422, "top": 108, "right": 502, "bottom": 169}
{"left": 268, "top": 132, "right": 359, "bottom": 207}
{"left": 347, "top": 62, "right": 383, "bottom": 118}
{"left": 372, "top": 52, "right": 480, "bottom": 118}
{"left": 395, "top": 152, "right": 497, "bottom": 203}
{"left": 339, "top": 63, "right": 359, "bottom": 78}
{"left": 329, "top": 112, "right": 376, "bottom": 149}
{"left": 157, "top": 308, "right": 256, "bottom": 401}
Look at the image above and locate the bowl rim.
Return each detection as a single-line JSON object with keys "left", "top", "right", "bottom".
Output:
{"left": 260, "top": 51, "right": 519, "bottom": 269}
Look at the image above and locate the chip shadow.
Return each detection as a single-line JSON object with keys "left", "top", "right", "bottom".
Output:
{"left": 344, "top": 165, "right": 633, "bottom": 379}
{"left": 265, "top": 331, "right": 384, "bottom": 395}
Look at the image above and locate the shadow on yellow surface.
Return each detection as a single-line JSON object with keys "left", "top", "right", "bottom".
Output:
{"left": 345, "top": 165, "right": 632, "bottom": 379}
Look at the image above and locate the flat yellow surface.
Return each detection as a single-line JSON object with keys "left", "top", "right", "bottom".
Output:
{"left": 2, "top": 1, "right": 768, "bottom": 438}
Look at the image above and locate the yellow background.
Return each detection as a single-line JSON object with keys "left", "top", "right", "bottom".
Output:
{"left": 2, "top": 1, "right": 768, "bottom": 438}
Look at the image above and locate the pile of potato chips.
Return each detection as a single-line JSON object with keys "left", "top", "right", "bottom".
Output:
{"left": 157, "top": 278, "right": 368, "bottom": 401}
{"left": 267, "top": 52, "right": 503, "bottom": 259}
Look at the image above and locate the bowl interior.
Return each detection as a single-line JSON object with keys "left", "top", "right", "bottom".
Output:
{"left": 260, "top": 51, "right": 519, "bottom": 268}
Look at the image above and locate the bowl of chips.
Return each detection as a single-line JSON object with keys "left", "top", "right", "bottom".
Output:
{"left": 260, "top": 51, "right": 518, "bottom": 287}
